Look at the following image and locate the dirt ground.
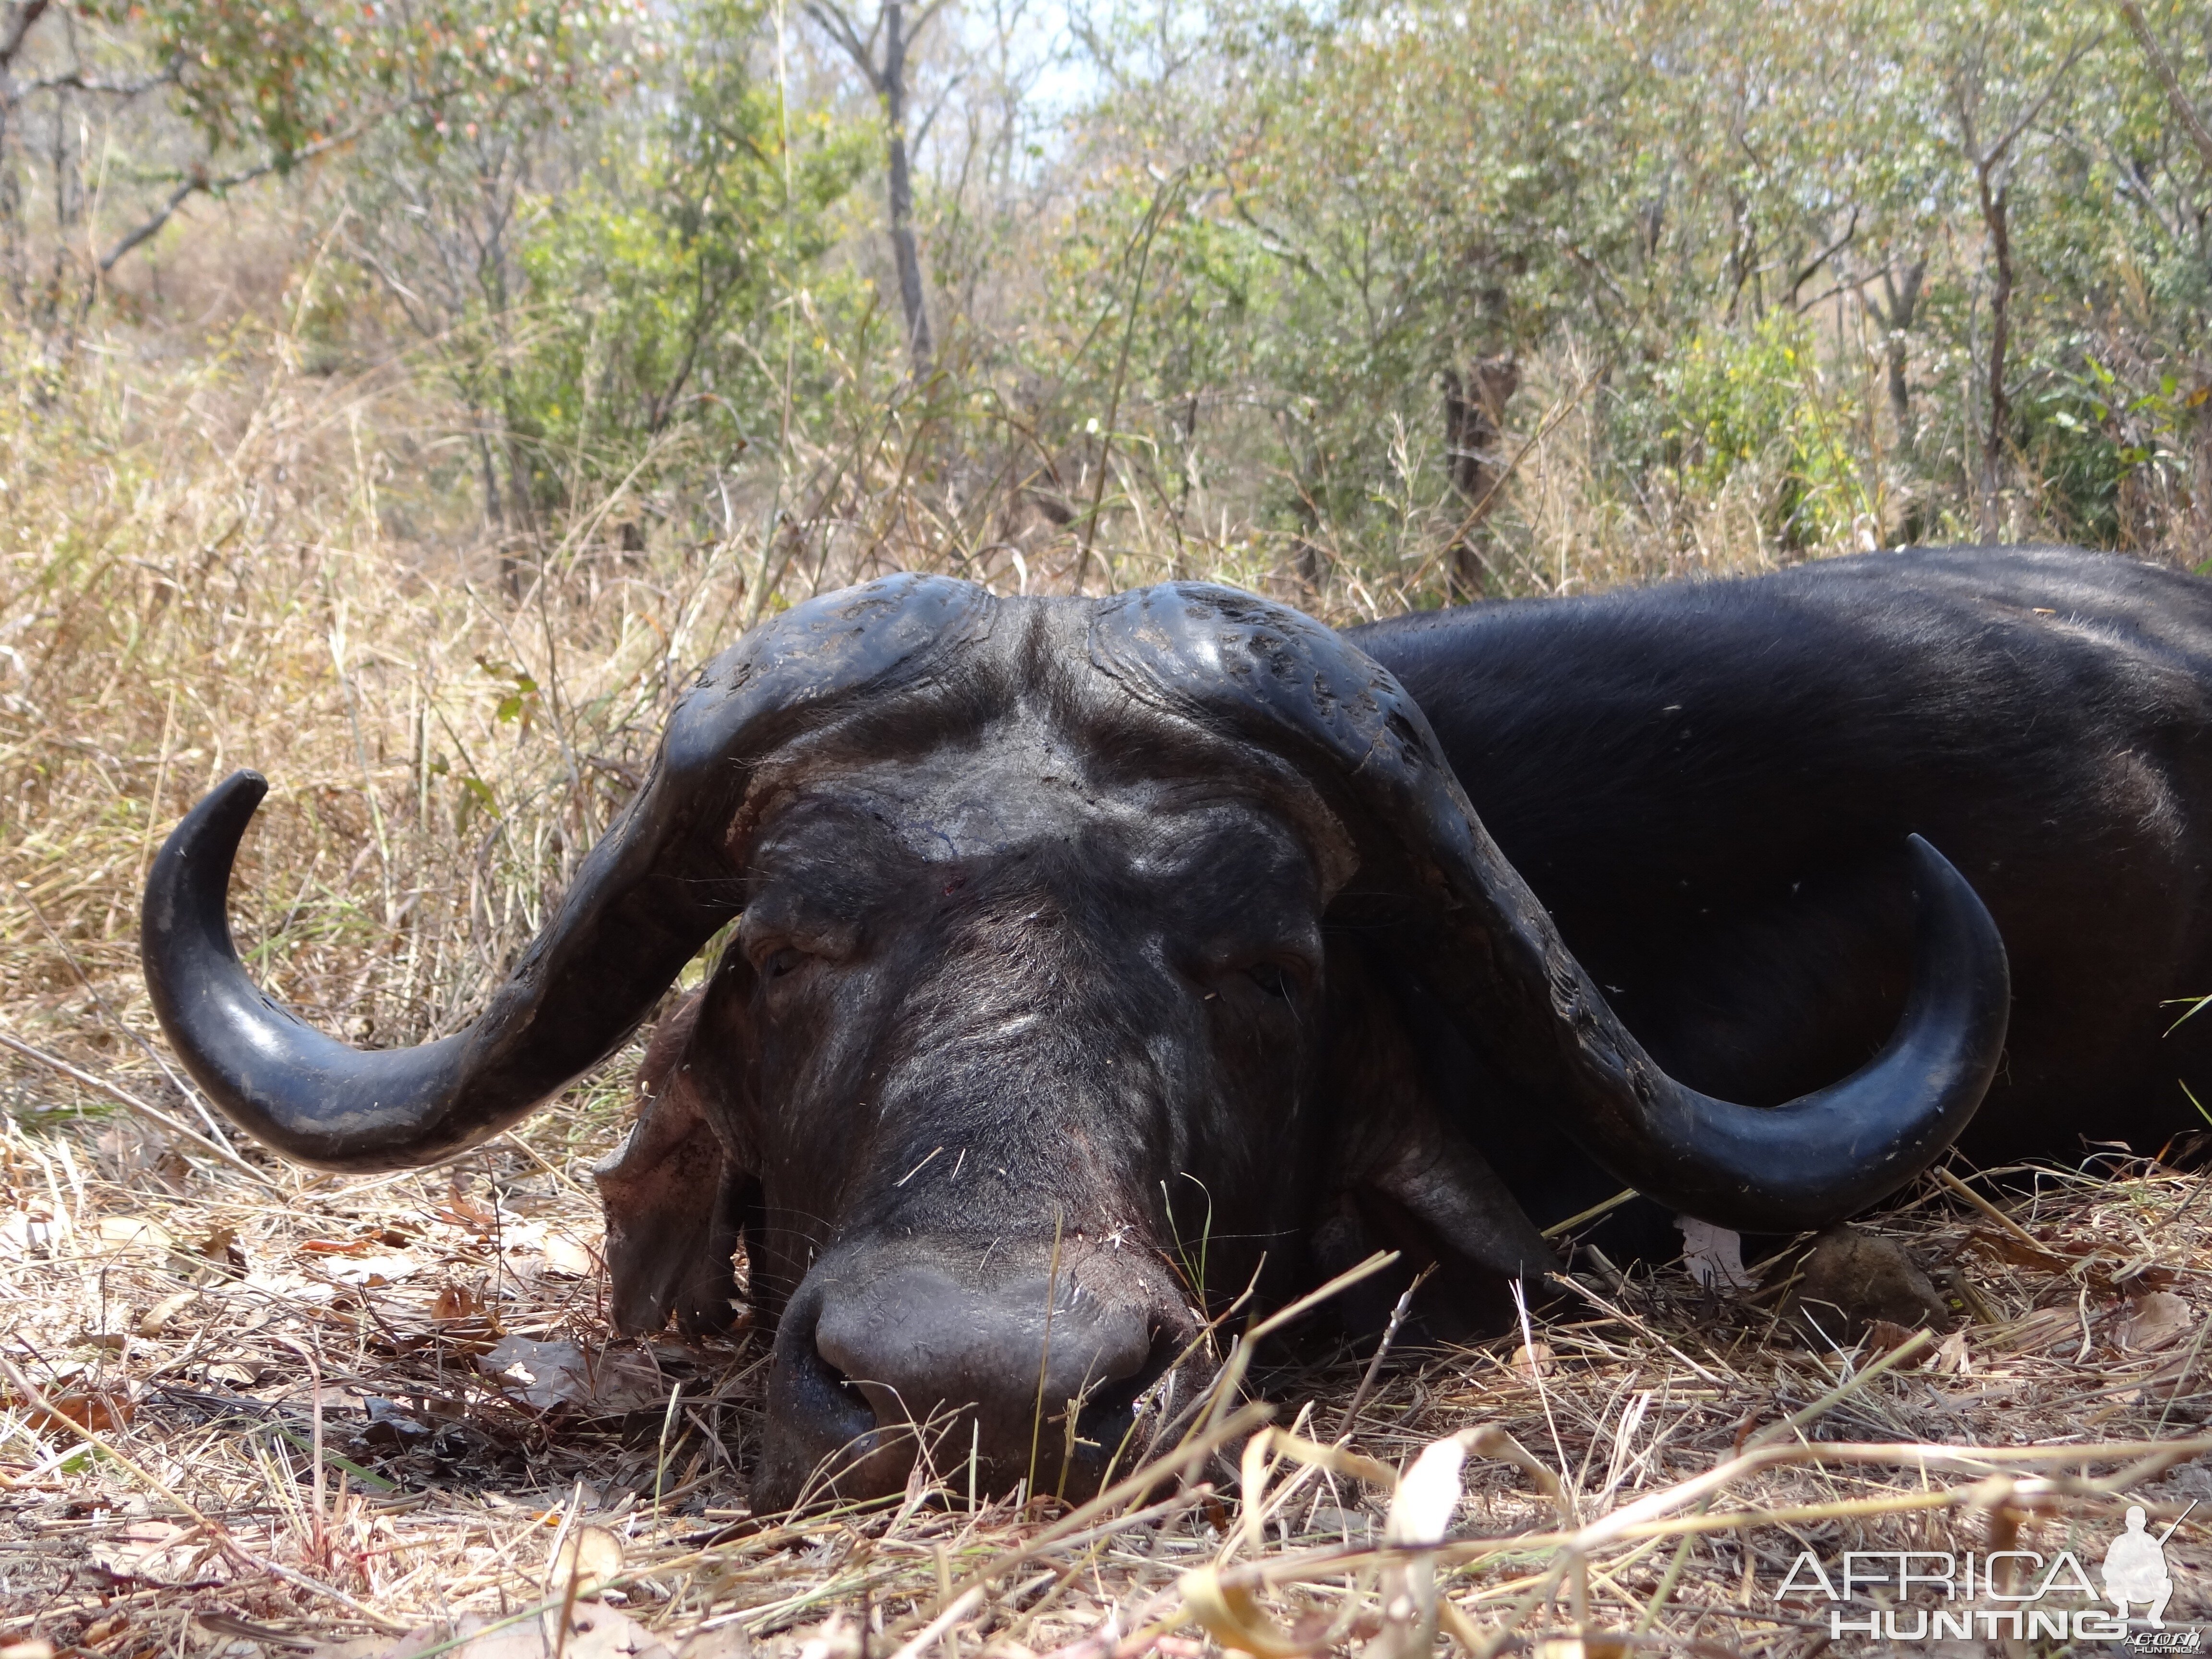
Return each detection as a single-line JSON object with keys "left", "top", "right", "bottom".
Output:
{"left": 3, "top": 1060, "right": 2211, "bottom": 1659}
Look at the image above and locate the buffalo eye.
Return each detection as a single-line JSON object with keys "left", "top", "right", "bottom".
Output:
{"left": 761, "top": 945, "right": 806, "bottom": 981}
{"left": 1245, "top": 962, "right": 1297, "bottom": 1000}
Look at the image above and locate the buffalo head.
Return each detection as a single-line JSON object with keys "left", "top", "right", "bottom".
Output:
{"left": 141, "top": 576, "right": 2008, "bottom": 1507}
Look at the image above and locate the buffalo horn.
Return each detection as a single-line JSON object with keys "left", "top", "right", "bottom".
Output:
{"left": 1090, "top": 583, "right": 2009, "bottom": 1234}
{"left": 140, "top": 574, "right": 995, "bottom": 1172}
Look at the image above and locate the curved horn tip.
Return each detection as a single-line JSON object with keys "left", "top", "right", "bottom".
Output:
{"left": 196, "top": 768, "right": 269, "bottom": 834}
{"left": 1563, "top": 830, "right": 2010, "bottom": 1237}
{"left": 1902, "top": 831, "right": 2012, "bottom": 1019}
{"left": 143, "top": 770, "right": 270, "bottom": 952}
{"left": 1713, "top": 830, "right": 2009, "bottom": 1231}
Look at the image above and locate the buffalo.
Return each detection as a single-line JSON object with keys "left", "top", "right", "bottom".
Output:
{"left": 141, "top": 546, "right": 2211, "bottom": 1508}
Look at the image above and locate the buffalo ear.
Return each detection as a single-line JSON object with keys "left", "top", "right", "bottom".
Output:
{"left": 592, "top": 991, "right": 751, "bottom": 1336}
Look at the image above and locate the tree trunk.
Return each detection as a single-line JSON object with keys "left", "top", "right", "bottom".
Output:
{"left": 1870, "top": 256, "right": 1925, "bottom": 447}
{"left": 0, "top": 2, "right": 49, "bottom": 73}
{"left": 1443, "top": 356, "right": 1519, "bottom": 602}
{"left": 1978, "top": 171, "right": 2012, "bottom": 532}
{"left": 1723, "top": 192, "right": 1755, "bottom": 324}
{"left": 882, "top": 1, "right": 933, "bottom": 372}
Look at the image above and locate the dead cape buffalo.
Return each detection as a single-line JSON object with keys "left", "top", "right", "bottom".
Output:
{"left": 142, "top": 545, "right": 2212, "bottom": 1507}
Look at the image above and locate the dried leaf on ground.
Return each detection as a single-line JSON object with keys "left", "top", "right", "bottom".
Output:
{"left": 542, "top": 1228, "right": 597, "bottom": 1277}
{"left": 480, "top": 1335, "right": 664, "bottom": 1414}
{"left": 337, "top": 1609, "right": 678, "bottom": 1659}
{"left": 93, "top": 1214, "right": 173, "bottom": 1253}
{"left": 1863, "top": 1318, "right": 1934, "bottom": 1362}
{"left": 136, "top": 1287, "right": 199, "bottom": 1336}
{"left": 17, "top": 1387, "right": 132, "bottom": 1432}
{"left": 1512, "top": 1340, "right": 1555, "bottom": 1378}
{"left": 1934, "top": 1328, "right": 1973, "bottom": 1375}
{"left": 552, "top": 1523, "right": 625, "bottom": 1596}
{"left": 431, "top": 1282, "right": 485, "bottom": 1321}
{"left": 89, "top": 1519, "right": 227, "bottom": 1586}
{"left": 672, "top": 1627, "right": 750, "bottom": 1659}
{"left": 1675, "top": 1216, "right": 1753, "bottom": 1290}
{"left": 2120, "top": 1289, "right": 2194, "bottom": 1351}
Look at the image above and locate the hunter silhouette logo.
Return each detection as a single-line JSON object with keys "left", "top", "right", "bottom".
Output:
{"left": 2105, "top": 1505, "right": 2178, "bottom": 1628}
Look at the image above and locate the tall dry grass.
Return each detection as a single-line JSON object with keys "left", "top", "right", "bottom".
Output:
{"left": 0, "top": 294, "right": 1892, "bottom": 1090}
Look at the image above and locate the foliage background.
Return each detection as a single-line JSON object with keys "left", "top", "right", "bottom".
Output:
{"left": 0, "top": 0, "right": 2206, "bottom": 1063}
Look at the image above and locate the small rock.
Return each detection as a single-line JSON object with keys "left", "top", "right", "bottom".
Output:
{"left": 1777, "top": 1225, "right": 1952, "bottom": 1348}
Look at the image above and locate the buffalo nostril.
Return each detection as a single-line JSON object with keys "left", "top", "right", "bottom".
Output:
{"left": 756, "top": 1293, "right": 938, "bottom": 1510}
{"left": 793, "top": 1255, "right": 1201, "bottom": 1501}
{"left": 1061, "top": 1325, "right": 1188, "bottom": 1479}
{"left": 785, "top": 1314, "right": 882, "bottom": 1446}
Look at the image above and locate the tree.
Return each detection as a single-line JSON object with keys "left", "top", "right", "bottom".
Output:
{"left": 2114, "top": 0, "right": 2212, "bottom": 175}
{"left": 331, "top": 1, "right": 651, "bottom": 570}
{"left": 509, "top": 0, "right": 866, "bottom": 500}
{"left": 0, "top": 0, "right": 632, "bottom": 322}
{"left": 804, "top": 0, "right": 946, "bottom": 371}
{"left": 1945, "top": 12, "right": 2101, "bottom": 534}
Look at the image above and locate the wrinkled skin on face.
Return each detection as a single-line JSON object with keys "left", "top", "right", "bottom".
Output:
{"left": 745, "top": 738, "right": 1328, "bottom": 1499}
{"left": 598, "top": 604, "right": 1554, "bottom": 1507}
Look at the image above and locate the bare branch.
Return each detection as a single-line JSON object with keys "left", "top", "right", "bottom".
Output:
{"left": 97, "top": 122, "right": 370, "bottom": 273}
{"left": 1962, "top": 30, "right": 2104, "bottom": 177}
{"left": 910, "top": 65, "right": 969, "bottom": 152}
{"left": 803, "top": 0, "right": 883, "bottom": 92}
{"left": 26, "top": 60, "right": 180, "bottom": 99}
{"left": 1227, "top": 189, "right": 1330, "bottom": 293}
{"left": 1788, "top": 206, "right": 1859, "bottom": 306}
{"left": 2116, "top": 0, "right": 2212, "bottom": 174}
{"left": 97, "top": 175, "right": 205, "bottom": 272}
{"left": 0, "top": 0, "right": 49, "bottom": 73}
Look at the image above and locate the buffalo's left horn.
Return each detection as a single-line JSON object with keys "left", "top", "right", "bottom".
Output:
{"left": 1091, "top": 583, "right": 2009, "bottom": 1236}
{"left": 141, "top": 574, "right": 997, "bottom": 1172}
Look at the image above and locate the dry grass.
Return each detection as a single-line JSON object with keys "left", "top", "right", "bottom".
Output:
{"left": 5, "top": 317, "right": 2212, "bottom": 1658}
{"left": 0, "top": 301, "right": 1858, "bottom": 1082}
{"left": 8, "top": 1101, "right": 2212, "bottom": 1657}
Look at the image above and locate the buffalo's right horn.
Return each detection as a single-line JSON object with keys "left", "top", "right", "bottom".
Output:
{"left": 1090, "top": 583, "right": 2009, "bottom": 1235}
{"left": 141, "top": 574, "right": 997, "bottom": 1172}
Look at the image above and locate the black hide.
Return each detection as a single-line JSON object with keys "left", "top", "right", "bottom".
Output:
{"left": 592, "top": 560, "right": 2007, "bottom": 1506}
{"left": 1347, "top": 545, "right": 2212, "bottom": 1236}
